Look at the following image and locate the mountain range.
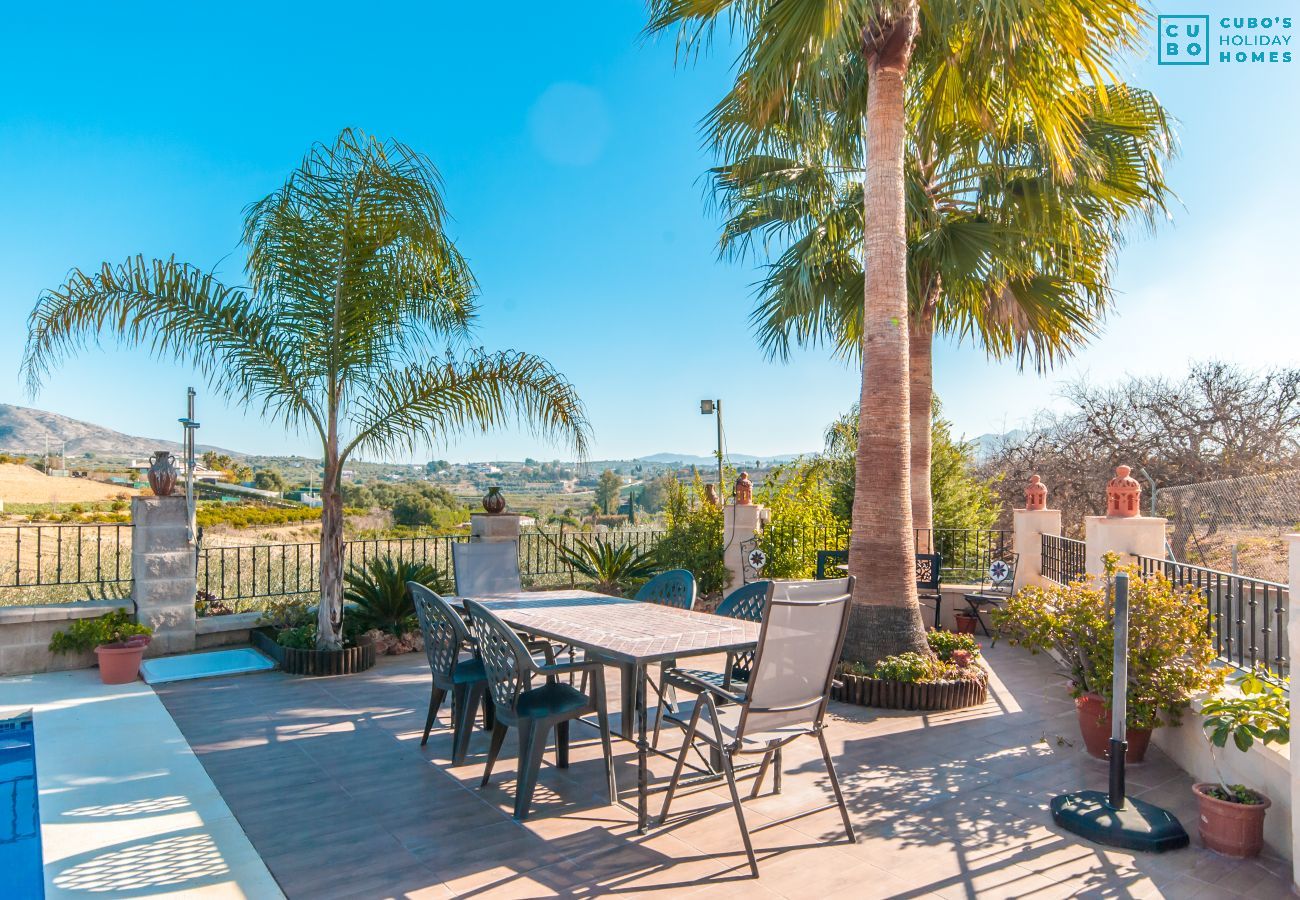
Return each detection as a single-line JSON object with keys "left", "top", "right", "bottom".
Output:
{"left": 0, "top": 404, "right": 230, "bottom": 457}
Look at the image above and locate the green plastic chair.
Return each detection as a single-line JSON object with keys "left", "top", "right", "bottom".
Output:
{"left": 464, "top": 598, "right": 617, "bottom": 821}
{"left": 634, "top": 569, "right": 697, "bottom": 609}
{"left": 653, "top": 580, "right": 773, "bottom": 748}
{"left": 409, "top": 583, "right": 493, "bottom": 766}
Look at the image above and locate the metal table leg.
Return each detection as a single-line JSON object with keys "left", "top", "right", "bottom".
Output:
{"left": 636, "top": 663, "right": 649, "bottom": 833}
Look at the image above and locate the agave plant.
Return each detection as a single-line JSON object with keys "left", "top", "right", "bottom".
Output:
{"left": 554, "top": 536, "right": 658, "bottom": 596}
{"left": 344, "top": 556, "right": 451, "bottom": 635}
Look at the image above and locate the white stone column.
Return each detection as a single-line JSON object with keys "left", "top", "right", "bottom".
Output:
{"left": 470, "top": 513, "right": 522, "bottom": 543}
{"left": 1012, "top": 508, "right": 1062, "bottom": 592}
{"left": 1083, "top": 515, "right": 1167, "bottom": 576}
{"left": 1287, "top": 532, "right": 1300, "bottom": 889}
{"left": 723, "top": 503, "right": 766, "bottom": 588}
{"left": 130, "top": 495, "right": 196, "bottom": 655}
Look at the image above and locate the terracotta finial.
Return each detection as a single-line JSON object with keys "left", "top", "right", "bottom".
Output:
{"left": 1106, "top": 465, "right": 1142, "bottom": 518}
{"left": 734, "top": 471, "right": 753, "bottom": 506}
{"left": 1024, "top": 475, "right": 1048, "bottom": 511}
{"left": 704, "top": 483, "right": 720, "bottom": 507}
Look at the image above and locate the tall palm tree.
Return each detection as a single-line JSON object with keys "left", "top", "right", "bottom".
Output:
{"left": 23, "top": 129, "right": 589, "bottom": 649}
{"left": 713, "top": 84, "right": 1175, "bottom": 535}
{"left": 648, "top": 0, "right": 1149, "bottom": 665}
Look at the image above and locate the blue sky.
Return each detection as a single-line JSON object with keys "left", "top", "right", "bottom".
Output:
{"left": 0, "top": 2, "right": 1296, "bottom": 464}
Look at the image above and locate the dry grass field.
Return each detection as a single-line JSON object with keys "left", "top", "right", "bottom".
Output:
{"left": 0, "top": 463, "right": 137, "bottom": 504}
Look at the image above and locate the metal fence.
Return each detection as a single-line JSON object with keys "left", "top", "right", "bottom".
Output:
{"left": 196, "top": 528, "right": 667, "bottom": 613}
{"left": 0, "top": 524, "right": 133, "bottom": 606}
{"left": 1138, "top": 555, "right": 1289, "bottom": 680}
{"left": 757, "top": 522, "right": 1011, "bottom": 583}
{"left": 1041, "top": 534, "right": 1086, "bottom": 585}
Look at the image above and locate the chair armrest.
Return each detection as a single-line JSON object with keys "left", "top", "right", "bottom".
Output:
{"left": 534, "top": 660, "right": 603, "bottom": 678}
{"left": 664, "top": 667, "right": 745, "bottom": 705}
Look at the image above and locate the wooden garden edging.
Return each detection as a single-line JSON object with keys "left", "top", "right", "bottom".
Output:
{"left": 832, "top": 671, "right": 987, "bottom": 710}
{"left": 251, "top": 628, "right": 376, "bottom": 676}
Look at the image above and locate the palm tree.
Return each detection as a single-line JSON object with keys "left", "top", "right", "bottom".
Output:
{"left": 23, "top": 129, "right": 589, "bottom": 649}
{"left": 648, "top": 0, "right": 1149, "bottom": 665}
{"left": 713, "top": 84, "right": 1175, "bottom": 535}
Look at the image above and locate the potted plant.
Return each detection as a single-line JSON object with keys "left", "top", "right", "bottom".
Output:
{"left": 993, "top": 553, "right": 1222, "bottom": 763}
{"left": 49, "top": 609, "right": 153, "bottom": 684}
{"left": 1193, "top": 670, "right": 1289, "bottom": 857}
{"left": 953, "top": 610, "right": 980, "bottom": 634}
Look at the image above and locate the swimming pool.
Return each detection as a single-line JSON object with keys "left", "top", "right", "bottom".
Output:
{"left": 0, "top": 713, "right": 43, "bottom": 899}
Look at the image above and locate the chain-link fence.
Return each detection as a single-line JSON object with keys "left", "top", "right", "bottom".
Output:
{"left": 1156, "top": 469, "right": 1300, "bottom": 583}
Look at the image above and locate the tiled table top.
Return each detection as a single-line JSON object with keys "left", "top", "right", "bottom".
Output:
{"left": 462, "top": 590, "right": 760, "bottom": 664}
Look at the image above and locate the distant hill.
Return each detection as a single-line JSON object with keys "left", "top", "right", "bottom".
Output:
{"left": 636, "top": 451, "right": 807, "bottom": 467}
{"left": 967, "top": 429, "right": 1027, "bottom": 461}
{"left": 0, "top": 404, "right": 236, "bottom": 458}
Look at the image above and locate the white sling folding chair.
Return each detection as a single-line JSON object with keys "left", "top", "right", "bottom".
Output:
{"left": 658, "top": 576, "right": 857, "bottom": 877}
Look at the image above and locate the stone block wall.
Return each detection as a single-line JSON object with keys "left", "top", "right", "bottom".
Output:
{"left": 0, "top": 600, "right": 132, "bottom": 676}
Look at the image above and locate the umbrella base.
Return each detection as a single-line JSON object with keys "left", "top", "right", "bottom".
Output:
{"left": 1051, "top": 790, "right": 1189, "bottom": 853}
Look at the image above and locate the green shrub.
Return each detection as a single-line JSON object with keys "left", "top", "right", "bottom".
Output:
{"left": 872, "top": 652, "right": 939, "bottom": 683}
{"left": 993, "top": 554, "right": 1223, "bottom": 729}
{"left": 49, "top": 610, "right": 151, "bottom": 654}
{"left": 655, "top": 475, "right": 729, "bottom": 596}
{"left": 344, "top": 556, "right": 451, "bottom": 635}
{"left": 755, "top": 458, "right": 840, "bottom": 579}
{"left": 927, "top": 629, "right": 980, "bottom": 662}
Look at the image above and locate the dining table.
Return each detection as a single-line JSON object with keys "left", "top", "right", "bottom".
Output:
{"left": 458, "top": 589, "right": 761, "bottom": 832}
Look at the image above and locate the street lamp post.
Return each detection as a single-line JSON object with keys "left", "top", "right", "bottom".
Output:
{"left": 700, "top": 399, "right": 724, "bottom": 503}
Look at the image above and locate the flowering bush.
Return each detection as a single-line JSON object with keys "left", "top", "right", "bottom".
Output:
{"left": 992, "top": 554, "right": 1223, "bottom": 729}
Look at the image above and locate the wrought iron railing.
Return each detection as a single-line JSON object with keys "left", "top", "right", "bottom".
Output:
{"left": 758, "top": 522, "right": 1011, "bottom": 583}
{"left": 1137, "top": 555, "right": 1289, "bottom": 680}
{"left": 0, "top": 524, "right": 133, "bottom": 605}
{"left": 1041, "top": 534, "right": 1086, "bottom": 585}
{"left": 195, "top": 528, "right": 667, "bottom": 612}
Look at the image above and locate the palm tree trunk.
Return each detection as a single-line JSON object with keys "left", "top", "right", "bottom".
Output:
{"left": 910, "top": 310, "right": 934, "bottom": 540}
{"left": 844, "top": 6, "right": 928, "bottom": 668}
{"left": 317, "top": 453, "right": 346, "bottom": 650}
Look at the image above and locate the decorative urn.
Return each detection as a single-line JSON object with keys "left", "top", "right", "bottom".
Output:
{"left": 734, "top": 471, "right": 754, "bottom": 506}
{"left": 1024, "top": 475, "right": 1048, "bottom": 511}
{"left": 1105, "top": 465, "right": 1142, "bottom": 518}
{"left": 482, "top": 486, "right": 507, "bottom": 515}
{"left": 147, "top": 450, "right": 178, "bottom": 497}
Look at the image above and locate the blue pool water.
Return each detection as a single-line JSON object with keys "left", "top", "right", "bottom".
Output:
{"left": 0, "top": 713, "right": 43, "bottom": 898}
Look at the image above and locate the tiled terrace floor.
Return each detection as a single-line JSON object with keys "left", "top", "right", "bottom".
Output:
{"left": 157, "top": 641, "right": 1292, "bottom": 899}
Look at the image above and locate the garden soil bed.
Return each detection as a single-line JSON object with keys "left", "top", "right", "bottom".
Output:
{"left": 833, "top": 672, "right": 988, "bottom": 710}
{"left": 251, "top": 627, "right": 376, "bottom": 676}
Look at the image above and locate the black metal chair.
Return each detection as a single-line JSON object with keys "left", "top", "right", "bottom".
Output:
{"left": 658, "top": 577, "right": 858, "bottom": 877}
{"left": 818, "top": 550, "right": 945, "bottom": 629}
{"left": 409, "top": 583, "right": 494, "bottom": 766}
{"left": 916, "top": 553, "right": 943, "bottom": 629}
{"left": 962, "top": 551, "right": 1019, "bottom": 636}
{"left": 464, "top": 598, "right": 616, "bottom": 821}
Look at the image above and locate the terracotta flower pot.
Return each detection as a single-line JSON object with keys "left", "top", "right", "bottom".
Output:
{"left": 1193, "top": 783, "right": 1270, "bottom": 858}
{"left": 954, "top": 612, "right": 979, "bottom": 635}
{"left": 1074, "top": 693, "right": 1151, "bottom": 762}
{"left": 95, "top": 641, "right": 147, "bottom": 685}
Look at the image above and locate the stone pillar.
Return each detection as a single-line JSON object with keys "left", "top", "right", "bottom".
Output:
{"left": 1084, "top": 465, "right": 1166, "bottom": 575}
{"left": 1083, "top": 515, "right": 1167, "bottom": 576}
{"left": 470, "top": 513, "right": 522, "bottom": 543}
{"left": 130, "top": 495, "right": 196, "bottom": 655}
{"left": 1287, "top": 532, "right": 1300, "bottom": 889}
{"left": 1012, "top": 508, "right": 1062, "bottom": 592}
{"left": 723, "top": 503, "right": 766, "bottom": 588}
